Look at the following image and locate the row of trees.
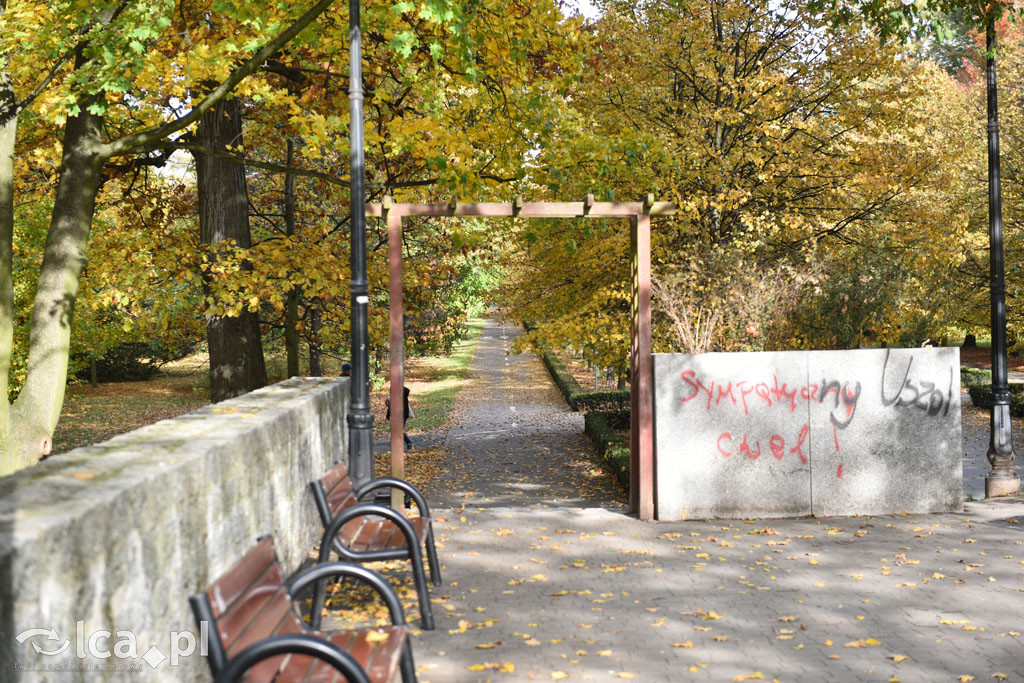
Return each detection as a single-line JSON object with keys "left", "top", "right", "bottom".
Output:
{"left": 0, "top": 0, "right": 583, "bottom": 474}
{"left": 500, "top": 0, "right": 1022, "bottom": 383}
{"left": 4, "top": 0, "right": 1021, "bottom": 475}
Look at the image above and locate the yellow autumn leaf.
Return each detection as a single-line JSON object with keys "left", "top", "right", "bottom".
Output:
{"left": 890, "top": 654, "right": 910, "bottom": 662}
{"left": 672, "top": 641, "right": 694, "bottom": 648}
{"left": 475, "top": 642, "right": 499, "bottom": 649}
{"left": 615, "top": 674, "right": 636, "bottom": 679}
{"left": 843, "top": 638, "right": 881, "bottom": 648}
{"left": 733, "top": 674, "right": 765, "bottom": 681}
{"left": 958, "top": 677, "right": 974, "bottom": 683}
{"left": 551, "top": 672, "right": 569, "bottom": 680}
{"left": 365, "top": 630, "right": 390, "bottom": 643}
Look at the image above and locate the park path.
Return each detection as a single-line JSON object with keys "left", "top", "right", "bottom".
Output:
{"left": 401, "top": 321, "right": 1024, "bottom": 682}
{"left": 421, "top": 318, "right": 625, "bottom": 511}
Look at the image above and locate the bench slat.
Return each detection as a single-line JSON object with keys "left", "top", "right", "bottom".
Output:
{"left": 208, "top": 537, "right": 278, "bottom": 618}
{"left": 320, "top": 463, "right": 349, "bottom": 497}
{"left": 224, "top": 585, "right": 298, "bottom": 658}
{"left": 214, "top": 563, "right": 290, "bottom": 649}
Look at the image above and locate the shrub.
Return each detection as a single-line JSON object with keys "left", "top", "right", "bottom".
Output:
{"left": 74, "top": 341, "right": 194, "bottom": 382}
{"left": 584, "top": 411, "right": 630, "bottom": 491}
{"left": 966, "top": 382, "right": 1024, "bottom": 416}
{"left": 961, "top": 367, "right": 991, "bottom": 387}
{"left": 542, "top": 351, "right": 584, "bottom": 408}
{"left": 541, "top": 351, "right": 630, "bottom": 412}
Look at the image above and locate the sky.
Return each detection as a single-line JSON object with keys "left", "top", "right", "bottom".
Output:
{"left": 573, "top": 0, "right": 601, "bottom": 19}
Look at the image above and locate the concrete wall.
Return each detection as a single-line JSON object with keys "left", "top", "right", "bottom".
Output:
{"left": 653, "top": 349, "right": 962, "bottom": 520}
{"left": 0, "top": 377, "right": 348, "bottom": 682}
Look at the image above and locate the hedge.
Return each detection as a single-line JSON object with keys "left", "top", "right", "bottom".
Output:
{"left": 966, "top": 383, "right": 1024, "bottom": 416}
{"left": 541, "top": 351, "right": 630, "bottom": 412}
{"left": 961, "top": 367, "right": 991, "bottom": 387}
{"left": 542, "top": 351, "right": 584, "bottom": 407}
{"left": 584, "top": 411, "right": 630, "bottom": 491}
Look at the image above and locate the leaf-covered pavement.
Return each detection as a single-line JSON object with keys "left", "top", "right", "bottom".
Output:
{"left": 325, "top": 320, "right": 1024, "bottom": 681}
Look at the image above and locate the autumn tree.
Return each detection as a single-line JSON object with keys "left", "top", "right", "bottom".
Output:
{"left": 503, "top": 0, "right": 958, "bottom": 364}
{"left": 0, "top": 0, "right": 337, "bottom": 474}
{"left": 193, "top": 97, "right": 268, "bottom": 401}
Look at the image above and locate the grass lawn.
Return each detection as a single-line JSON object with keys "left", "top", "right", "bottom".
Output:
{"left": 51, "top": 355, "right": 211, "bottom": 454}
{"left": 371, "top": 318, "right": 484, "bottom": 437}
{"left": 50, "top": 321, "right": 484, "bottom": 457}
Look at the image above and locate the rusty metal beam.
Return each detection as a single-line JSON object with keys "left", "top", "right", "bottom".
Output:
{"left": 386, "top": 205, "right": 405, "bottom": 502}
{"left": 365, "top": 201, "right": 676, "bottom": 218}
{"left": 368, "top": 196, "right": 670, "bottom": 521}
{"left": 633, "top": 213, "right": 655, "bottom": 521}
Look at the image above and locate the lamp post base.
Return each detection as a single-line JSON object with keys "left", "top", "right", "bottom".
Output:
{"left": 985, "top": 473, "right": 1021, "bottom": 498}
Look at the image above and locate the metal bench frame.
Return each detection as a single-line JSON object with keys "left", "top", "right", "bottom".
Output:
{"left": 310, "top": 468, "right": 442, "bottom": 631}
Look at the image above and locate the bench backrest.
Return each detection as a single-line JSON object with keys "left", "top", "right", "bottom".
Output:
{"left": 191, "top": 537, "right": 305, "bottom": 679}
{"left": 312, "top": 461, "right": 360, "bottom": 526}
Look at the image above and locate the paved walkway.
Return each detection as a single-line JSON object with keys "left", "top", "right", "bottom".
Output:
{"left": 405, "top": 321, "right": 1024, "bottom": 682}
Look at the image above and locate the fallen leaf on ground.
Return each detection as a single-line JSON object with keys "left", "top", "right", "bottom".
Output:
{"left": 844, "top": 638, "right": 881, "bottom": 648}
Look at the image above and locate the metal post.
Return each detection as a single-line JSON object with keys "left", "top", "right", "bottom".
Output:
{"left": 984, "top": 14, "right": 1020, "bottom": 497}
{"left": 629, "top": 213, "right": 655, "bottom": 520}
{"left": 630, "top": 217, "right": 640, "bottom": 514}
{"left": 387, "top": 204, "right": 405, "bottom": 506}
{"left": 347, "top": 0, "right": 373, "bottom": 486}
{"left": 636, "top": 212, "right": 654, "bottom": 520}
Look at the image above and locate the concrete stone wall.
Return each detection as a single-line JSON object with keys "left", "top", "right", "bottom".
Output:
{"left": 0, "top": 377, "right": 348, "bottom": 682}
{"left": 653, "top": 349, "right": 962, "bottom": 520}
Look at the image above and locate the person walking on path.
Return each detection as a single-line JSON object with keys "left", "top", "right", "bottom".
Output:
{"left": 386, "top": 386, "right": 414, "bottom": 450}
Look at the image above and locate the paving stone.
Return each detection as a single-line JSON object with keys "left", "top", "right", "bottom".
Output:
{"left": 403, "top": 320, "right": 1024, "bottom": 682}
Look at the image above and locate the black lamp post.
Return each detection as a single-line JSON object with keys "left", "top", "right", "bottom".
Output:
{"left": 984, "top": 12, "right": 1020, "bottom": 498}
{"left": 347, "top": 0, "right": 373, "bottom": 485}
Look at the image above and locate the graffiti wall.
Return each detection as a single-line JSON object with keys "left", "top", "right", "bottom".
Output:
{"left": 652, "top": 348, "right": 962, "bottom": 520}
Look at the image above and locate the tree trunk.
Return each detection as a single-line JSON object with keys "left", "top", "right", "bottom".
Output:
{"left": 308, "top": 302, "right": 322, "bottom": 376}
{"left": 284, "top": 139, "right": 299, "bottom": 377}
{"left": 2, "top": 100, "right": 106, "bottom": 474}
{"left": 193, "top": 97, "right": 267, "bottom": 403}
{"left": 0, "top": 68, "right": 17, "bottom": 470}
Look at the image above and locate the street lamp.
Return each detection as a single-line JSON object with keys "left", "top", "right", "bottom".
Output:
{"left": 984, "top": 12, "right": 1020, "bottom": 497}
{"left": 347, "top": 0, "right": 373, "bottom": 485}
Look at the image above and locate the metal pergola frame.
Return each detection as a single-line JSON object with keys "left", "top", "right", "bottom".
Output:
{"left": 366, "top": 195, "right": 675, "bottom": 520}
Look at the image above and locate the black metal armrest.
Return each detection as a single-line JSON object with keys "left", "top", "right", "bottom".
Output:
{"left": 288, "top": 562, "right": 406, "bottom": 627}
{"left": 214, "top": 634, "right": 370, "bottom": 683}
{"left": 354, "top": 477, "right": 432, "bottom": 518}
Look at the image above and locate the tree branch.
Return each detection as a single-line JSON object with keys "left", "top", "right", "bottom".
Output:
{"left": 165, "top": 140, "right": 440, "bottom": 190}
{"left": 101, "top": 0, "right": 336, "bottom": 159}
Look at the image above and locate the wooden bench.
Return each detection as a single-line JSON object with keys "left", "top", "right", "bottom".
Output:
{"left": 310, "top": 462, "right": 441, "bottom": 631}
{"left": 190, "top": 537, "right": 416, "bottom": 682}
